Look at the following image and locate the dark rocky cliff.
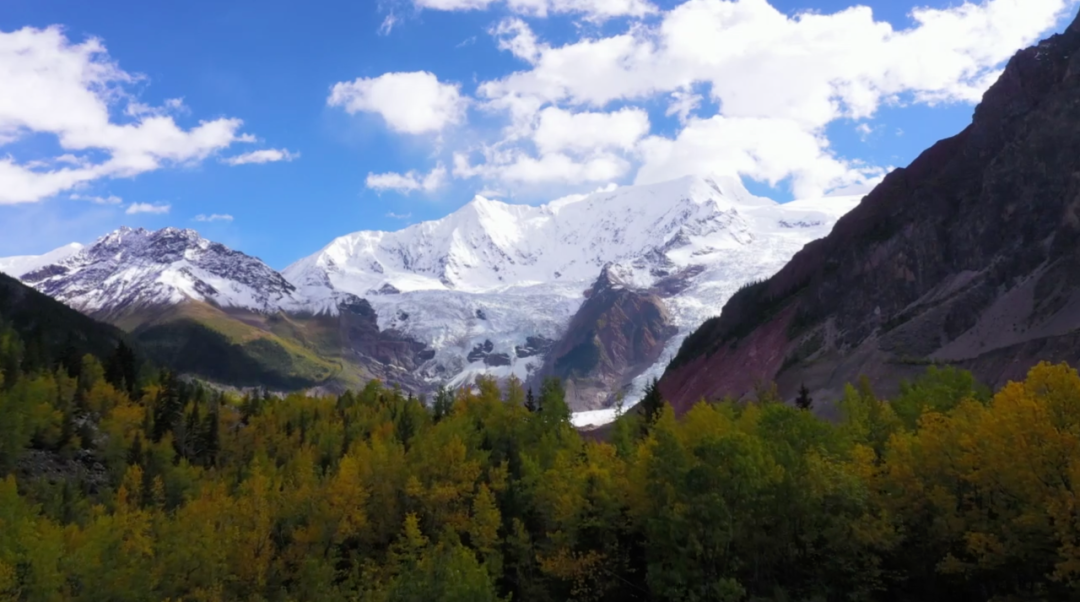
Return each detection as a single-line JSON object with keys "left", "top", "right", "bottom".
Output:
{"left": 661, "top": 12, "right": 1080, "bottom": 415}
{"left": 536, "top": 265, "right": 677, "bottom": 411}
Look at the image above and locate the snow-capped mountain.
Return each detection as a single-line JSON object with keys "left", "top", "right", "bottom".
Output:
{"left": 0, "top": 243, "right": 84, "bottom": 280}
{"left": 0, "top": 175, "right": 860, "bottom": 416}
{"left": 284, "top": 175, "right": 861, "bottom": 407}
{"left": 7, "top": 226, "right": 306, "bottom": 316}
{"left": 285, "top": 175, "right": 777, "bottom": 297}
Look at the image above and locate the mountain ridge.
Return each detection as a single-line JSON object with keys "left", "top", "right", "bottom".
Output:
{"left": 2, "top": 175, "right": 861, "bottom": 409}
{"left": 659, "top": 10, "right": 1080, "bottom": 416}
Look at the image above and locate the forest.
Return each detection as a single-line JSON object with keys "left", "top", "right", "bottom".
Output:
{"left": 3, "top": 317, "right": 1080, "bottom": 602}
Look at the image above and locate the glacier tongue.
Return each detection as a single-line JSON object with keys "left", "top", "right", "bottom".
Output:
{"left": 0, "top": 175, "right": 861, "bottom": 422}
{"left": 285, "top": 174, "right": 862, "bottom": 415}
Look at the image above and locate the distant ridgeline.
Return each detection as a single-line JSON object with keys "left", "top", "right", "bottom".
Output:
{"left": 3, "top": 271, "right": 1080, "bottom": 602}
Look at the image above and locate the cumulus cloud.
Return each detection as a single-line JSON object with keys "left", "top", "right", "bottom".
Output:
{"left": 455, "top": 0, "right": 1077, "bottom": 196}
{"left": 666, "top": 89, "right": 703, "bottom": 124}
{"left": 0, "top": 26, "right": 266, "bottom": 204}
{"left": 533, "top": 107, "right": 650, "bottom": 154}
{"left": 222, "top": 148, "right": 299, "bottom": 165}
{"left": 366, "top": 164, "right": 448, "bottom": 193}
{"left": 479, "top": 1, "right": 1076, "bottom": 119}
{"left": 126, "top": 202, "right": 171, "bottom": 215}
{"left": 328, "top": 72, "right": 466, "bottom": 134}
{"left": 413, "top": 0, "right": 656, "bottom": 20}
{"left": 635, "top": 115, "right": 885, "bottom": 198}
{"left": 455, "top": 150, "right": 629, "bottom": 184}
{"left": 194, "top": 213, "right": 234, "bottom": 222}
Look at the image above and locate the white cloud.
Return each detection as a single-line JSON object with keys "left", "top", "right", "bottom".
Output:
{"left": 126, "top": 202, "right": 170, "bottom": 215}
{"left": 222, "top": 148, "right": 299, "bottom": 165}
{"left": 533, "top": 107, "right": 650, "bottom": 154}
{"left": 366, "top": 164, "right": 448, "bottom": 193}
{"left": 666, "top": 89, "right": 702, "bottom": 124}
{"left": 70, "top": 193, "right": 123, "bottom": 205}
{"left": 492, "top": 18, "right": 544, "bottom": 63}
{"left": 328, "top": 72, "right": 466, "bottom": 134}
{"left": 413, "top": 0, "right": 656, "bottom": 20}
{"left": 458, "top": 0, "right": 1077, "bottom": 195}
{"left": 194, "top": 213, "right": 234, "bottom": 222}
{"left": 379, "top": 13, "right": 399, "bottom": 36}
{"left": 636, "top": 115, "right": 885, "bottom": 198}
{"left": 457, "top": 150, "right": 629, "bottom": 184}
{"left": 0, "top": 26, "right": 264, "bottom": 204}
{"left": 481, "top": 0, "right": 1077, "bottom": 118}
{"left": 386, "top": 211, "right": 413, "bottom": 219}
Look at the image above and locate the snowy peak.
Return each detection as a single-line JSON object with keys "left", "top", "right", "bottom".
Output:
{"left": 0, "top": 243, "right": 84, "bottom": 279}
{"left": 13, "top": 227, "right": 305, "bottom": 315}
{"left": 284, "top": 174, "right": 781, "bottom": 304}
{"left": 0, "top": 174, "right": 862, "bottom": 415}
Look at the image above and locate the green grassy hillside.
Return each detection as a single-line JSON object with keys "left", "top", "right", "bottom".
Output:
{"left": 117, "top": 301, "right": 361, "bottom": 391}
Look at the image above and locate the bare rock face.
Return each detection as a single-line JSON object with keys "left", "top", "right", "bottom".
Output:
{"left": 536, "top": 265, "right": 677, "bottom": 411}
{"left": 662, "top": 13, "right": 1080, "bottom": 415}
{"left": 332, "top": 296, "right": 432, "bottom": 389}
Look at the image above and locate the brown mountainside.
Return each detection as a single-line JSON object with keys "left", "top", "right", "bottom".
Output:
{"left": 661, "top": 12, "right": 1080, "bottom": 416}
{"left": 534, "top": 265, "right": 677, "bottom": 410}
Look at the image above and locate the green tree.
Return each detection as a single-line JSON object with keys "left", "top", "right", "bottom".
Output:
{"left": 639, "top": 377, "right": 665, "bottom": 436}
{"left": 795, "top": 383, "right": 813, "bottom": 410}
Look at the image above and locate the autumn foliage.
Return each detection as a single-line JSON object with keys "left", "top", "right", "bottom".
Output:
{"left": 2, "top": 317, "right": 1080, "bottom": 601}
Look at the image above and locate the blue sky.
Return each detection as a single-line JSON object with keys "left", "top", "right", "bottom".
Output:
{"left": 1, "top": 0, "right": 1077, "bottom": 269}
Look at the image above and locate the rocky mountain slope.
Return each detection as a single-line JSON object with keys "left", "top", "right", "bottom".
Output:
{"left": 0, "top": 227, "right": 429, "bottom": 391}
{"left": 12, "top": 227, "right": 307, "bottom": 318}
{"left": 660, "top": 12, "right": 1080, "bottom": 417}
{"left": 3, "top": 176, "right": 858, "bottom": 409}
{"left": 284, "top": 175, "right": 859, "bottom": 409}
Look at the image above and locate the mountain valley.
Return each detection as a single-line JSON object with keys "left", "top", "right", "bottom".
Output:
{"left": 1, "top": 176, "right": 858, "bottom": 415}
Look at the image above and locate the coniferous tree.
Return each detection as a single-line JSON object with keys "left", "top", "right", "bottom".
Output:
{"left": 128, "top": 432, "right": 144, "bottom": 466}
{"left": 203, "top": 398, "right": 220, "bottom": 467}
{"left": 538, "top": 377, "right": 569, "bottom": 423}
{"left": 105, "top": 340, "right": 138, "bottom": 395}
{"left": 639, "top": 377, "right": 665, "bottom": 435}
{"left": 152, "top": 371, "right": 183, "bottom": 442}
{"left": 795, "top": 383, "right": 813, "bottom": 410}
{"left": 432, "top": 386, "right": 454, "bottom": 422}
{"left": 525, "top": 387, "right": 538, "bottom": 412}
{"left": 336, "top": 390, "right": 356, "bottom": 414}
{"left": 181, "top": 403, "right": 202, "bottom": 460}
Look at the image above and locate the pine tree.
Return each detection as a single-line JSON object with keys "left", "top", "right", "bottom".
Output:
{"left": 152, "top": 371, "right": 182, "bottom": 442}
{"left": 182, "top": 403, "right": 202, "bottom": 460}
{"left": 639, "top": 378, "right": 665, "bottom": 434}
{"left": 538, "top": 377, "right": 568, "bottom": 423}
{"left": 336, "top": 390, "right": 356, "bottom": 414}
{"left": 128, "top": 432, "right": 144, "bottom": 466}
{"left": 203, "top": 399, "right": 220, "bottom": 467}
{"left": 525, "top": 388, "right": 538, "bottom": 413}
{"left": 105, "top": 340, "right": 138, "bottom": 395}
{"left": 432, "top": 386, "right": 454, "bottom": 422}
{"left": 795, "top": 383, "right": 813, "bottom": 411}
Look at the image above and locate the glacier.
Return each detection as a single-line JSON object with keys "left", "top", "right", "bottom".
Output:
{"left": 284, "top": 175, "right": 861, "bottom": 419}
{"left": 1, "top": 175, "right": 860, "bottom": 425}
